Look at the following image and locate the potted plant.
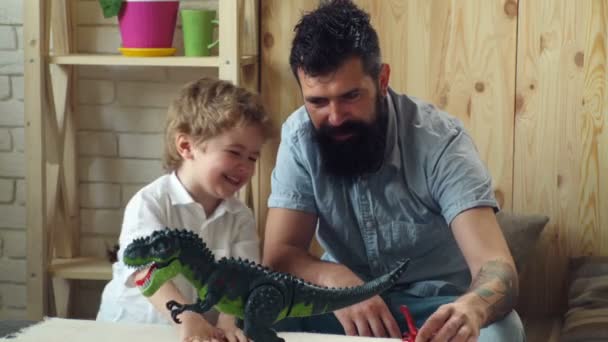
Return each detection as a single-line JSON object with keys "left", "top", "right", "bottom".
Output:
{"left": 98, "top": 0, "right": 179, "bottom": 56}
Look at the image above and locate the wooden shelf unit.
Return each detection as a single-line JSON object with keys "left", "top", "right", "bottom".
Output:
{"left": 24, "top": 0, "right": 260, "bottom": 320}
{"left": 50, "top": 257, "right": 112, "bottom": 281}
{"left": 49, "top": 54, "right": 258, "bottom": 67}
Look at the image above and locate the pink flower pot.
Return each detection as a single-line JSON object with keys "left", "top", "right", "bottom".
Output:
{"left": 118, "top": 0, "right": 179, "bottom": 48}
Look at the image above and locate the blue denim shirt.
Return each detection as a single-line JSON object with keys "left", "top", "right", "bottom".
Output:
{"left": 268, "top": 89, "right": 498, "bottom": 297}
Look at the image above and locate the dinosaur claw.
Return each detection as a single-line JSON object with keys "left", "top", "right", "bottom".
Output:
{"left": 171, "top": 309, "right": 182, "bottom": 324}
{"left": 166, "top": 300, "right": 182, "bottom": 310}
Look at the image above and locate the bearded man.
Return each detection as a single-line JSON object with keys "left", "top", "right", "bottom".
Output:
{"left": 262, "top": 1, "right": 524, "bottom": 341}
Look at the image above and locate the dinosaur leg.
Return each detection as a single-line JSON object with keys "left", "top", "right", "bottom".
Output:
{"left": 166, "top": 298, "right": 216, "bottom": 324}
{"left": 242, "top": 285, "right": 285, "bottom": 342}
{"left": 235, "top": 318, "right": 244, "bottom": 330}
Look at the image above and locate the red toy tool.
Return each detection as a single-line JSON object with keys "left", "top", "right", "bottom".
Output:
{"left": 400, "top": 305, "right": 418, "bottom": 342}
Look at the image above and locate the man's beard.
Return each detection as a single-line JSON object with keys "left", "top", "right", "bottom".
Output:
{"left": 313, "top": 95, "right": 388, "bottom": 178}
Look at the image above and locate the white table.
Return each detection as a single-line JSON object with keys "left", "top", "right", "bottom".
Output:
{"left": 2, "top": 318, "right": 401, "bottom": 341}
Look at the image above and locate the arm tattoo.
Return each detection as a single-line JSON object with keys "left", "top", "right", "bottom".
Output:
{"left": 469, "top": 259, "right": 518, "bottom": 325}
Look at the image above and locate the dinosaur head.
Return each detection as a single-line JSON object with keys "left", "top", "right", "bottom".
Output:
{"left": 123, "top": 228, "right": 214, "bottom": 297}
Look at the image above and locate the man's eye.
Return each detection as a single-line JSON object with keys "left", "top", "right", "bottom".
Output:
{"left": 308, "top": 99, "right": 327, "bottom": 107}
{"left": 228, "top": 150, "right": 240, "bottom": 156}
{"left": 248, "top": 157, "right": 258, "bottom": 162}
{"left": 343, "top": 91, "right": 360, "bottom": 100}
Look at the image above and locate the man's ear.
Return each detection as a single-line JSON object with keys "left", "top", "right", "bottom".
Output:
{"left": 176, "top": 134, "right": 194, "bottom": 160}
{"left": 379, "top": 63, "right": 391, "bottom": 96}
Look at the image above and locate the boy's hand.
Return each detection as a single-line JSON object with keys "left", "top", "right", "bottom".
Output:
{"left": 179, "top": 311, "right": 225, "bottom": 342}
{"left": 216, "top": 313, "right": 250, "bottom": 342}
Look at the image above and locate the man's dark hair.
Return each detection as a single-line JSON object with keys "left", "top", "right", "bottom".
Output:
{"left": 289, "top": 0, "right": 382, "bottom": 81}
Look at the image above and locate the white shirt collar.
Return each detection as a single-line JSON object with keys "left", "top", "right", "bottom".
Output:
{"left": 168, "top": 172, "right": 245, "bottom": 216}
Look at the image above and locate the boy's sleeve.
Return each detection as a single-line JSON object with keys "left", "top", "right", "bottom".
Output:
{"left": 117, "top": 193, "right": 166, "bottom": 287}
{"left": 231, "top": 209, "right": 261, "bottom": 263}
{"left": 267, "top": 126, "right": 317, "bottom": 213}
{"left": 426, "top": 128, "right": 499, "bottom": 226}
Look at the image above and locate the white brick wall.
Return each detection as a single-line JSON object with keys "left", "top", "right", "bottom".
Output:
{"left": 0, "top": 179, "right": 13, "bottom": 203}
{"left": 0, "top": 230, "right": 25, "bottom": 258}
{"left": 78, "top": 132, "right": 118, "bottom": 157}
{"left": 118, "top": 133, "right": 163, "bottom": 159}
{"left": 11, "top": 76, "right": 22, "bottom": 101}
{"left": 0, "top": 0, "right": 24, "bottom": 318}
{"left": 10, "top": 127, "right": 22, "bottom": 152}
{"left": 0, "top": 100, "right": 23, "bottom": 126}
{"left": 0, "top": 76, "right": 9, "bottom": 100}
{"left": 0, "top": 128, "right": 10, "bottom": 151}
{"left": 0, "top": 26, "right": 16, "bottom": 50}
{"left": 79, "top": 183, "right": 121, "bottom": 209}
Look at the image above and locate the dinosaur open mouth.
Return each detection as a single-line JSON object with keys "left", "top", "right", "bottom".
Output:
{"left": 135, "top": 263, "right": 157, "bottom": 288}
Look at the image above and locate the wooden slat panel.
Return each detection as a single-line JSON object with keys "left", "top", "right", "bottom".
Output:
{"left": 259, "top": 0, "right": 322, "bottom": 254}
{"left": 356, "top": 0, "right": 517, "bottom": 210}
{"left": 219, "top": 0, "right": 240, "bottom": 84}
{"left": 24, "top": 0, "right": 50, "bottom": 320}
{"left": 240, "top": 0, "right": 259, "bottom": 58}
{"left": 514, "top": 0, "right": 607, "bottom": 315}
{"left": 239, "top": 0, "right": 262, "bottom": 219}
{"left": 50, "top": 0, "right": 79, "bottom": 259}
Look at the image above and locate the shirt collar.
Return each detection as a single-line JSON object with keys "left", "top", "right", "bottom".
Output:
{"left": 384, "top": 89, "right": 401, "bottom": 170}
{"left": 168, "top": 172, "right": 195, "bottom": 205}
{"left": 168, "top": 172, "right": 244, "bottom": 216}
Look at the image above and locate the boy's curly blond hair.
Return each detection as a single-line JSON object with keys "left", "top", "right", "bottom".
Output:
{"left": 163, "top": 77, "right": 274, "bottom": 171}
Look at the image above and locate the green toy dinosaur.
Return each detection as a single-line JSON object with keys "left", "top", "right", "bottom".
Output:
{"left": 124, "top": 229, "right": 409, "bottom": 342}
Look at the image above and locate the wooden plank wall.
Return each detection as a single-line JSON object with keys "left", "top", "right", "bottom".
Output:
{"left": 258, "top": 0, "right": 318, "bottom": 238}
{"left": 259, "top": 0, "right": 608, "bottom": 316}
{"left": 514, "top": 0, "right": 608, "bottom": 315}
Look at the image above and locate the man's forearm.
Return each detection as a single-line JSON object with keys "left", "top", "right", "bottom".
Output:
{"left": 263, "top": 244, "right": 362, "bottom": 287}
{"left": 467, "top": 259, "right": 519, "bottom": 326}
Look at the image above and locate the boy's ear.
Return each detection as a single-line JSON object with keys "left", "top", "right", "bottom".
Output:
{"left": 176, "top": 134, "right": 194, "bottom": 160}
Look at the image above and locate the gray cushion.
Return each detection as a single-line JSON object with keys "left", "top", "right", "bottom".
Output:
{"left": 560, "top": 256, "right": 608, "bottom": 342}
{"left": 496, "top": 211, "right": 549, "bottom": 271}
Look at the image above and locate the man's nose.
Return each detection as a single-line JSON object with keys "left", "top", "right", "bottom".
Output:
{"left": 327, "top": 101, "right": 348, "bottom": 126}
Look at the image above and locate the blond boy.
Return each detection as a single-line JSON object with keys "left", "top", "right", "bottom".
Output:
{"left": 97, "top": 78, "right": 273, "bottom": 342}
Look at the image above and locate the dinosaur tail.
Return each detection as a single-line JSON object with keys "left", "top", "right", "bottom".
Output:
{"left": 288, "top": 259, "right": 410, "bottom": 317}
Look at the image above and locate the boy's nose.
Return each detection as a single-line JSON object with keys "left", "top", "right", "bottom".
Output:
{"left": 238, "top": 161, "right": 255, "bottom": 175}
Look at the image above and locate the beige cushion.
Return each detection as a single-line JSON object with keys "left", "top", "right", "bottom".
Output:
{"left": 560, "top": 256, "right": 608, "bottom": 342}
{"left": 496, "top": 211, "right": 549, "bottom": 271}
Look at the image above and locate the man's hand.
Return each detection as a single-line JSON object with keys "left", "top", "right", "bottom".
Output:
{"left": 415, "top": 294, "right": 483, "bottom": 342}
{"left": 320, "top": 266, "right": 401, "bottom": 338}
{"left": 334, "top": 295, "right": 401, "bottom": 338}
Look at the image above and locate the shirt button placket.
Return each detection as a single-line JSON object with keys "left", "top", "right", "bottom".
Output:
{"left": 357, "top": 182, "right": 381, "bottom": 276}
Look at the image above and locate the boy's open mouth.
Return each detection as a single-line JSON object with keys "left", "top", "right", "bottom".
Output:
{"left": 224, "top": 174, "right": 241, "bottom": 186}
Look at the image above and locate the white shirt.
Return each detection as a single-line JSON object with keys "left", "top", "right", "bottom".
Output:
{"left": 96, "top": 172, "right": 260, "bottom": 324}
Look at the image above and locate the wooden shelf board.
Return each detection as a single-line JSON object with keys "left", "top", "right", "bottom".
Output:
{"left": 49, "top": 257, "right": 112, "bottom": 281}
{"left": 49, "top": 54, "right": 257, "bottom": 67}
